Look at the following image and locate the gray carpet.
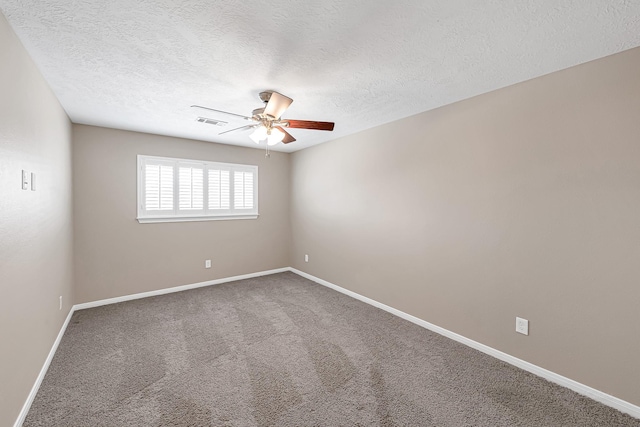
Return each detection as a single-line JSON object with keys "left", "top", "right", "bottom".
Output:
{"left": 25, "top": 272, "right": 639, "bottom": 426}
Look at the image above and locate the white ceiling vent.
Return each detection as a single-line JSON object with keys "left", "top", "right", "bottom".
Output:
{"left": 196, "top": 117, "right": 227, "bottom": 126}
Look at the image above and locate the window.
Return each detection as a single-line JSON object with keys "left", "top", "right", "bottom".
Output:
{"left": 137, "top": 155, "right": 258, "bottom": 223}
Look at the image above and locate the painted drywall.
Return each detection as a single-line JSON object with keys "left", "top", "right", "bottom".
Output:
{"left": 0, "top": 13, "right": 74, "bottom": 426}
{"left": 72, "top": 125, "right": 290, "bottom": 303}
{"left": 290, "top": 47, "right": 640, "bottom": 406}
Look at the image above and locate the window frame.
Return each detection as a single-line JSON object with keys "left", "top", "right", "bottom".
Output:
{"left": 137, "top": 155, "right": 259, "bottom": 223}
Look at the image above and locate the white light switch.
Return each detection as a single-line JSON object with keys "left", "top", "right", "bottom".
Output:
{"left": 22, "top": 170, "right": 30, "bottom": 190}
{"left": 31, "top": 172, "right": 36, "bottom": 191}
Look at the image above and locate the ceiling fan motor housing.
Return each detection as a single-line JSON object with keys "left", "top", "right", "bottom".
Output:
{"left": 258, "top": 91, "right": 273, "bottom": 103}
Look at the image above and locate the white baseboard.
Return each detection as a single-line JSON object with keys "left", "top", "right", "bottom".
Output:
{"left": 74, "top": 267, "right": 290, "bottom": 311}
{"left": 289, "top": 268, "right": 640, "bottom": 420}
{"left": 14, "top": 307, "right": 75, "bottom": 427}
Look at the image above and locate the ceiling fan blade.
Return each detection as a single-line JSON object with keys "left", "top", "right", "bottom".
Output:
{"left": 284, "top": 120, "right": 334, "bottom": 131}
{"left": 263, "top": 92, "right": 293, "bottom": 119}
{"left": 218, "top": 124, "right": 257, "bottom": 135}
{"left": 275, "top": 126, "right": 296, "bottom": 144}
{"left": 191, "top": 105, "right": 252, "bottom": 120}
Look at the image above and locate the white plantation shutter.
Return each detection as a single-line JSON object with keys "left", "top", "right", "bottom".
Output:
{"left": 137, "top": 155, "right": 257, "bottom": 222}
{"left": 144, "top": 164, "right": 174, "bottom": 211}
{"left": 208, "top": 169, "right": 230, "bottom": 210}
{"left": 234, "top": 171, "right": 254, "bottom": 210}
{"left": 178, "top": 165, "right": 204, "bottom": 211}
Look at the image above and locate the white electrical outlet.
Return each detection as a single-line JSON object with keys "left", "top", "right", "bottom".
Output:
{"left": 59, "top": 296, "right": 62, "bottom": 311}
{"left": 205, "top": 259, "right": 211, "bottom": 269}
{"left": 304, "top": 254, "right": 309, "bottom": 263}
{"left": 516, "top": 317, "right": 529, "bottom": 335}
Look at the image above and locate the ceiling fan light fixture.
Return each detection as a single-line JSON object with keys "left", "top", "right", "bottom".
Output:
{"left": 194, "top": 91, "right": 335, "bottom": 147}
{"left": 249, "top": 125, "right": 267, "bottom": 144}
{"left": 267, "top": 127, "right": 285, "bottom": 146}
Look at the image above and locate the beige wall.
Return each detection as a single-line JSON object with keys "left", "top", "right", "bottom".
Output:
{"left": 72, "top": 125, "right": 290, "bottom": 303}
{"left": 0, "top": 14, "right": 74, "bottom": 426}
{"left": 290, "top": 47, "right": 640, "bottom": 405}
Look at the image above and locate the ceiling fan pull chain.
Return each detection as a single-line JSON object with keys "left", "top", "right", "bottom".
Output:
{"left": 265, "top": 144, "right": 270, "bottom": 158}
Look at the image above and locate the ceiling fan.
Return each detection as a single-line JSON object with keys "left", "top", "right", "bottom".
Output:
{"left": 191, "top": 91, "right": 334, "bottom": 146}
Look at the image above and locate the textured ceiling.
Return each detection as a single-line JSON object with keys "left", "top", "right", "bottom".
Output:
{"left": 1, "top": 1, "right": 639, "bottom": 152}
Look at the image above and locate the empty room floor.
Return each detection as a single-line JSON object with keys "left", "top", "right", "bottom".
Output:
{"left": 24, "top": 272, "right": 640, "bottom": 426}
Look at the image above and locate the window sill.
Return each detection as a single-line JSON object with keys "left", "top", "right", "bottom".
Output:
{"left": 137, "top": 214, "right": 259, "bottom": 224}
